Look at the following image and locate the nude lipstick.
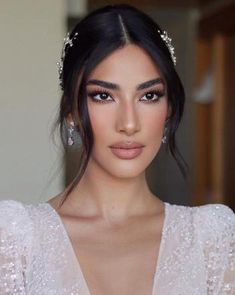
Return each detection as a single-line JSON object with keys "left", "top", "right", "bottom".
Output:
{"left": 109, "top": 142, "right": 145, "bottom": 160}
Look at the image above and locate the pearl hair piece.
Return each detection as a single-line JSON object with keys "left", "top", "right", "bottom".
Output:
{"left": 158, "top": 30, "right": 177, "bottom": 66}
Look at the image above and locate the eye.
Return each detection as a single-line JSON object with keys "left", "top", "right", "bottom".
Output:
{"left": 87, "top": 90, "right": 113, "bottom": 103}
{"left": 140, "top": 90, "right": 165, "bottom": 103}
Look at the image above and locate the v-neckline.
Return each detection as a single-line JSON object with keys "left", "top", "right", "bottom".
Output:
{"left": 44, "top": 201, "right": 169, "bottom": 295}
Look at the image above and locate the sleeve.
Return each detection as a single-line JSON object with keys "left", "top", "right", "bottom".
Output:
{"left": 218, "top": 206, "right": 235, "bottom": 294}
{"left": 0, "top": 200, "right": 32, "bottom": 295}
{"left": 198, "top": 204, "right": 235, "bottom": 294}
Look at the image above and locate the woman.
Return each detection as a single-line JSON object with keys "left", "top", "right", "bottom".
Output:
{"left": 0, "top": 4, "right": 234, "bottom": 295}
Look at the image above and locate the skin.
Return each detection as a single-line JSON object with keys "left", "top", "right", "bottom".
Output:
{"left": 49, "top": 44, "right": 169, "bottom": 222}
{"left": 47, "top": 44, "right": 169, "bottom": 294}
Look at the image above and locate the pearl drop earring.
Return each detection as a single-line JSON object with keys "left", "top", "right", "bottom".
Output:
{"left": 67, "top": 121, "right": 75, "bottom": 146}
{"left": 161, "top": 126, "right": 168, "bottom": 144}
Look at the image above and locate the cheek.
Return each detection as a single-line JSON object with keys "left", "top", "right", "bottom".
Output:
{"left": 142, "top": 103, "right": 168, "bottom": 139}
{"left": 88, "top": 104, "right": 113, "bottom": 141}
{"left": 145, "top": 110, "right": 166, "bottom": 128}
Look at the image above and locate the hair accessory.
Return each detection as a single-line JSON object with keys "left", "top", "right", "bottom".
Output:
{"left": 57, "top": 32, "right": 78, "bottom": 88}
{"left": 57, "top": 29, "right": 176, "bottom": 87}
{"left": 158, "top": 30, "right": 176, "bottom": 66}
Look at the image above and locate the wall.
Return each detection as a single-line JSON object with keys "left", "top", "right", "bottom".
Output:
{"left": 0, "top": 1, "right": 66, "bottom": 204}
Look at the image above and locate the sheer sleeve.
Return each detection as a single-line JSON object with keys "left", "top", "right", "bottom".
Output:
{"left": 197, "top": 204, "right": 235, "bottom": 294}
{"left": 0, "top": 200, "right": 32, "bottom": 295}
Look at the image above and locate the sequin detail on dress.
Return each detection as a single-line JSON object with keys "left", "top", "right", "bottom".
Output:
{"left": 0, "top": 199, "right": 234, "bottom": 294}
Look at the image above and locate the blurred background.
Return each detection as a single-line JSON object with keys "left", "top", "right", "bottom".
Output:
{"left": 0, "top": 0, "right": 234, "bottom": 211}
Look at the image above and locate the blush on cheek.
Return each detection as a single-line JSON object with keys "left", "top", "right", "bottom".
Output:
{"left": 146, "top": 108, "right": 167, "bottom": 131}
{"left": 87, "top": 106, "right": 106, "bottom": 130}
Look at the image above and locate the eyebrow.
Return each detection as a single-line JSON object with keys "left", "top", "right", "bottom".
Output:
{"left": 86, "top": 78, "right": 164, "bottom": 91}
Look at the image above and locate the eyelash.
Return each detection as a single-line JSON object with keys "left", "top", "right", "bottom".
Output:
{"left": 87, "top": 88, "right": 165, "bottom": 104}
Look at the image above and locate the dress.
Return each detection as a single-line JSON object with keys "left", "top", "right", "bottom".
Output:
{"left": 0, "top": 199, "right": 234, "bottom": 295}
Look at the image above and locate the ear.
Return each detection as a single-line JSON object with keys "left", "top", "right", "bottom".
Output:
{"left": 65, "top": 113, "right": 74, "bottom": 126}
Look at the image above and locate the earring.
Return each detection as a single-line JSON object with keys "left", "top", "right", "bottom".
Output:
{"left": 67, "top": 121, "right": 75, "bottom": 146}
{"left": 161, "top": 126, "right": 168, "bottom": 144}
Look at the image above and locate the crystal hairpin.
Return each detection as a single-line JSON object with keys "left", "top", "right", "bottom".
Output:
{"left": 158, "top": 30, "right": 176, "bottom": 66}
{"left": 57, "top": 32, "right": 78, "bottom": 87}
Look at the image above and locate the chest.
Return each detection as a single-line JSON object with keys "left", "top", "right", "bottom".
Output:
{"left": 67, "top": 217, "right": 164, "bottom": 295}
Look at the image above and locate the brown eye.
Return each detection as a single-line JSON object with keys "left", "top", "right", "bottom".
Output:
{"left": 140, "top": 91, "right": 165, "bottom": 102}
{"left": 87, "top": 91, "right": 113, "bottom": 103}
{"left": 96, "top": 93, "right": 109, "bottom": 100}
{"left": 146, "top": 93, "right": 156, "bottom": 100}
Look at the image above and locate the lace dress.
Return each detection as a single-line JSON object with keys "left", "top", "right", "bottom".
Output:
{"left": 0, "top": 199, "right": 234, "bottom": 294}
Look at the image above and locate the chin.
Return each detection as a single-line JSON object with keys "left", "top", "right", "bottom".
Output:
{"left": 90, "top": 143, "right": 161, "bottom": 179}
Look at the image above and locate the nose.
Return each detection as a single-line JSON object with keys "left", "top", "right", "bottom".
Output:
{"left": 115, "top": 101, "right": 141, "bottom": 135}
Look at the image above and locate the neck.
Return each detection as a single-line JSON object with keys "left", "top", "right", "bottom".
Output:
{"left": 61, "top": 160, "right": 159, "bottom": 223}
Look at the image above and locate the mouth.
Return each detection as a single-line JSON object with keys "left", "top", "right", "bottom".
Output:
{"left": 109, "top": 142, "right": 145, "bottom": 149}
{"left": 110, "top": 146, "right": 144, "bottom": 160}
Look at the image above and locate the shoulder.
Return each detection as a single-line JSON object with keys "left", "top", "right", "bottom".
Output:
{"left": 170, "top": 201, "right": 234, "bottom": 219}
{"left": 194, "top": 203, "right": 234, "bottom": 221}
{"left": 0, "top": 199, "right": 28, "bottom": 227}
{"left": 192, "top": 203, "right": 235, "bottom": 241}
{"left": 181, "top": 203, "right": 235, "bottom": 262}
{"left": 0, "top": 199, "right": 52, "bottom": 229}
{"left": 0, "top": 199, "right": 34, "bottom": 246}
{"left": 166, "top": 202, "right": 234, "bottom": 242}
{"left": 0, "top": 200, "right": 38, "bottom": 292}
{"left": 190, "top": 204, "right": 235, "bottom": 292}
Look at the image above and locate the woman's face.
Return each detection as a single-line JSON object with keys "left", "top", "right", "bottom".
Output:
{"left": 86, "top": 44, "right": 169, "bottom": 179}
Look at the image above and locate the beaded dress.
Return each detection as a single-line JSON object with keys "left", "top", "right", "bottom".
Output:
{"left": 0, "top": 199, "right": 234, "bottom": 294}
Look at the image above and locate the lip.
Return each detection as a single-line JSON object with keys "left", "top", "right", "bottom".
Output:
{"left": 109, "top": 141, "right": 145, "bottom": 149}
{"left": 110, "top": 147, "right": 143, "bottom": 159}
{"left": 109, "top": 141, "right": 145, "bottom": 160}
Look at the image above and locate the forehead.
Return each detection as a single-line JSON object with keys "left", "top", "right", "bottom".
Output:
{"left": 88, "top": 44, "right": 162, "bottom": 86}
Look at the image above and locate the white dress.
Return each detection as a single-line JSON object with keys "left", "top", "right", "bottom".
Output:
{"left": 0, "top": 199, "right": 234, "bottom": 295}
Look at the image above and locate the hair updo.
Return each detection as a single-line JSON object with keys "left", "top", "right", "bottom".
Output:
{"left": 53, "top": 4, "right": 187, "bottom": 206}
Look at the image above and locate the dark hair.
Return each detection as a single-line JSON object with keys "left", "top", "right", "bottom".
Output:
{"left": 53, "top": 4, "right": 187, "bottom": 207}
